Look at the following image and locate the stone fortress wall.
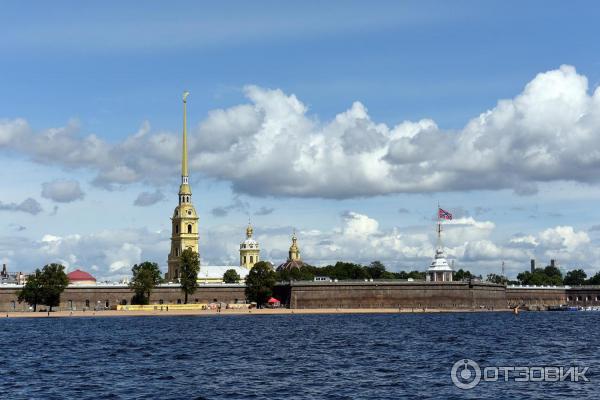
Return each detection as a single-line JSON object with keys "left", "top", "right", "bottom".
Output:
{"left": 3, "top": 281, "right": 600, "bottom": 312}
{"left": 0, "top": 284, "right": 246, "bottom": 312}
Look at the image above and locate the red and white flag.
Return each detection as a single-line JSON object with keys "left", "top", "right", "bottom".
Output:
{"left": 438, "top": 208, "right": 453, "bottom": 220}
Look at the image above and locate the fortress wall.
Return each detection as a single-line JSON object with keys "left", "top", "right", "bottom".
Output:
{"left": 286, "top": 281, "right": 507, "bottom": 310}
{"left": 506, "top": 287, "right": 567, "bottom": 309}
{"left": 4, "top": 282, "right": 600, "bottom": 312}
{"left": 563, "top": 286, "right": 600, "bottom": 307}
{"left": 0, "top": 285, "right": 246, "bottom": 312}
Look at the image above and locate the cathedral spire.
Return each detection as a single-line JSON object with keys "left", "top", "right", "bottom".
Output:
{"left": 182, "top": 90, "right": 190, "bottom": 184}
{"left": 167, "top": 90, "right": 199, "bottom": 282}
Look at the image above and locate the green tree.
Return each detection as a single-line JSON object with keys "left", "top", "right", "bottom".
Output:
{"left": 407, "top": 271, "right": 427, "bottom": 280}
{"left": 277, "top": 264, "right": 317, "bottom": 282}
{"left": 179, "top": 249, "right": 200, "bottom": 304}
{"left": 223, "top": 269, "right": 241, "bottom": 283}
{"left": 320, "top": 262, "right": 368, "bottom": 280}
{"left": 517, "top": 268, "right": 563, "bottom": 286}
{"left": 564, "top": 269, "right": 587, "bottom": 286}
{"left": 17, "top": 269, "right": 43, "bottom": 311}
{"left": 39, "top": 263, "right": 69, "bottom": 311}
{"left": 365, "top": 261, "right": 387, "bottom": 279}
{"left": 454, "top": 269, "right": 475, "bottom": 281}
{"left": 129, "top": 261, "right": 162, "bottom": 305}
{"left": 586, "top": 271, "right": 600, "bottom": 285}
{"left": 245, "top": 261, "right": 277, "bottom": 307}
{"left": 544, "top": 265, "right": 563, "bottom": 282}
{"left": 486, "top": 273, "right": 508, "bottom": 285}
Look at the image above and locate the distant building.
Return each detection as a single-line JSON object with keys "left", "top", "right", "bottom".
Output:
{"left": 1, "top": 264, "right": 27, "bottom": 285}
{"left": 277, "top": 232, "right": 306, "bottom": 271}
{"left": 196, "top": 265, "right": 249, "bottom": 284}
{"left": 426, "top": 249, "right": 453, "bottom": 282}
{"left": 67, "top": 269, "right": 97, "bottom": 285}
{"left": 239, "top": 223, "right": 260, "bottom": 269}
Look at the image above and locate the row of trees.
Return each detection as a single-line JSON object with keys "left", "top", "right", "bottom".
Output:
{"left": 274, "top": 261, "right": 428, "bottom": 282}
{"left": 514, "top": 265, "right": 600, "bottom": 286}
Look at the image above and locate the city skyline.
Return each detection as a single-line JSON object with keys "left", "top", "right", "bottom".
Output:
{"left": 2, "top": 2, "right": 600, "bottom": 280}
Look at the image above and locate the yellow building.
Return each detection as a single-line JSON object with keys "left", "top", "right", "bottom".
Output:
{"left": 239, "top": 223, "right": 260, "bottom": 269}
{"left": 167, "top": 91, "right": 199, "bottom": 281}
{"left": 288, "top": 231, "right": 300, "bottom": 261}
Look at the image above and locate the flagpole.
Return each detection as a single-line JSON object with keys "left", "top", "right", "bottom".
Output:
{"left": 437, "top": 202, "right": 441, "bottom": 250}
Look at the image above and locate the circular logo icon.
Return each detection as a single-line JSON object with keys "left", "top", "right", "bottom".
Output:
{"left": 451, "top": 359, "right": 481, "bottom": 389}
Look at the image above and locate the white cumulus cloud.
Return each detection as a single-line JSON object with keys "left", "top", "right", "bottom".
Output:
{"left": 1, "top": 66, "right": 600, "bottom": 199}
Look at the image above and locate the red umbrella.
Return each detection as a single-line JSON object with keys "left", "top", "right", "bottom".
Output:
{"left": 267, "top": 297, "right": 280, "bottom": 304}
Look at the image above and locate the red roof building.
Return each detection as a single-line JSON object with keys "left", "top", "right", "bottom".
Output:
{"left": 67, "top": 269, "right": 96, "bottom": 285}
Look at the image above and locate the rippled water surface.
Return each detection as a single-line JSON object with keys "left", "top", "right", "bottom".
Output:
{"left": 1, "top": 312, "right": 598, "bottom": 399}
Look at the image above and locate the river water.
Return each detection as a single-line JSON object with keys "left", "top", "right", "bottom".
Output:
{"left": 0, "top": 312, "right": 597, "bottom": 399}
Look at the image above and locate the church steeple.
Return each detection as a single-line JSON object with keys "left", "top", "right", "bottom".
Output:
{"left": 179, "top": 91, "right": 191, "bottom": 204}
{"left": 181, "top": 90, "right": 189, "bottom": 182}
{"left": 167, "top": 91, "right": 199, "bottom": 281}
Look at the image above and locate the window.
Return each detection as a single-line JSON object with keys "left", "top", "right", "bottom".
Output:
{"left": 187, "top": 210, "right": 192, "bottom": 215}
{"left": 188, "top": 224, "right": 192, "bottom": 234}
{"left": 105, "top": 300, "right": 109, "bottom": 308}
{"left": 159, "top": 299, "right": 164, "bottom": 304}
{"left": 250, "top": 256, "right": 253, "bottom": 263}
{"left": 177, "top": 299, "right": 182, "bottom": 304}
{"left": 243, "top": 256, "right": 247, "bottom": 264}
{"left": 85, "top": 299, "right": 90, "bottom": 308}
{"left": 175, "top": 225, "right": 179, "bottom": 234}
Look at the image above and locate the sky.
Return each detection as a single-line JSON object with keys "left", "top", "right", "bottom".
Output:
{"left": 2, "top": 1, "right": 600, "bottom": 280}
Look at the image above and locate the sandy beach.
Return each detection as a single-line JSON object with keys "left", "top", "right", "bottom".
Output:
{"left": 1, "top": 307, "right": 510, "bottom": 318}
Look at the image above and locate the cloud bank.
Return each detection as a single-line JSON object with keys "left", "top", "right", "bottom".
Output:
{"left": 1, "top": 65, "right": 600, "bottom": 199}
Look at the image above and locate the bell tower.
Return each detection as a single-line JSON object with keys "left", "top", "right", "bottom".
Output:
{"left": 288, "top": 231, "right": 300, "bottom": 261}
{"left": 167, "top": 91, "right": 199, "bottom": 281}
{"left": 239, "top": 221, "right": 260, "bottom": 269}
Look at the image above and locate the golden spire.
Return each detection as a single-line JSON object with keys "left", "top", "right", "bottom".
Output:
{"left": 289, "top": 230, "right": 300, "bottom": 261}
{"left": 246, "top": 218, "right": 253, "bottom": 238}
{"left": 182, "top": 91, "right": 190, "bottom": 181}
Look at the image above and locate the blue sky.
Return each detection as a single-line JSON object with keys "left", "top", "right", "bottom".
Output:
{"left": 2, "top": 1, "right": 600, "bottom": 279}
